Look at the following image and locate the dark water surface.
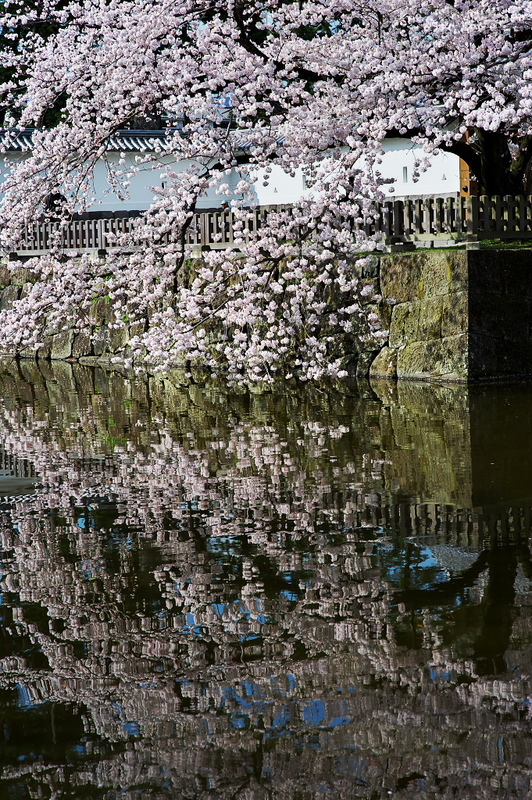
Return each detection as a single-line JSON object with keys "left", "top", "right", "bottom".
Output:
{"left": 0, "top": 362, "right": 532, "bottom": 799}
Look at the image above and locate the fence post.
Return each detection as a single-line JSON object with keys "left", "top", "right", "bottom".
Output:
{"left": 434, "top": 197, "right": 444, "bottom": 234}
{"left": 478, "top": 195, "right": 490, "bottom": 236}
{"left": 423, "top": 198, "right": 433, "bottom": 236}
{"left": 455, "top": 196, "right": 465, "bottom": 237}
{"left": 492, "top": 196, "right": 502, "bottom": 236}
{"left": 503, "top": 194, "right": 515, "bottom": 233}
{"left": 382, "top": 201, "right": 393, "bottom": 238}
{"left": 414, "top": 199, "right": 423, "bottom": 235}
{"left": 465, "top": 196, "right": 478, "bottom": 237}
{"left": 517, "top": 195, "right": 527, "bottom": 234}
{"left": 97, "top": 218, "right": 106, "bottom": 251}
{"left": 403, "top": 199, "right": 413, "bottom": 236}
{"left": 444, "top": 197, "right": 455, "bottom": 234}
{"left": 393, "top": 200, "right": 404, "bottom": 238}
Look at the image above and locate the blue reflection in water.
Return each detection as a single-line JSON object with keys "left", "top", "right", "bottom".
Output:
{"left": 123, "top": 721, "right": 141, "bottom": 737}
{"left": 16, "top": 685, "right": 35, "bottom": 709}
{"left": 303, "top": 700, "right": 326, "bottom": 726}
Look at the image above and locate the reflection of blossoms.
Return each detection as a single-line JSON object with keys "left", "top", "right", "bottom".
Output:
{"left": 1, "top": 365, "right": 532, "bottom": 799}
{"left": 0, "top": 385, "right": 371, "bottom": 542}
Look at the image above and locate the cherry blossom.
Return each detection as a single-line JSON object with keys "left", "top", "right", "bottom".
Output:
{"left": 0, "top": 0, "right": 530, "bottom": 380}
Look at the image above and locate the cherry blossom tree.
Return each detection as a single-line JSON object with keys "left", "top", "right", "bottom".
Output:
{"left": 0, "top": 0, "right": 531, "bottom": 380}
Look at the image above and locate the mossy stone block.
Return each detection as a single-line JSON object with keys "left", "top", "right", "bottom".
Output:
{"left": 389, "top": 301, "right": 420, "bottom": 347}
{"left": 369, "top": 346, "right": 398, "bottom": 378}
{"left": 380, "top": 253, "right": 423, "bottom": 304}
{"left": 50, "top": 330, "right": 74, "bottom": 360}
{"left": 397, "top": 335, "right": 468, "bottom": 380}
{"left": 417, "top": 296, "right": 443, "bottom": 340}
{"left": 442, "top": 291, "right": 468, "bottom": 338}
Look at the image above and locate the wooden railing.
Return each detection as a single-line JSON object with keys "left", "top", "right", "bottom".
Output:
{"left": 372, "top": 194, "right": 532, "bottom": 242}
{"left": 14, "top": 207, "right": 285, "bottom": 256}
{"left": 11, "top": 195, "right": 532, "bottom": 256}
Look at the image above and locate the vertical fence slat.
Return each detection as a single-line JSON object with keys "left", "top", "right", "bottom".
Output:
{"left": 444, "top": 197, "right": 455, "bottom": 234}
{"left": 403, "top": 199, "right": 412, "bottom": 236}
{"left": 383, "top": 201, "right": 393, "bottom": 237}
{"left": 466, "top": 196, "right": 478, "bottom": 237}
{"left": 393, "top": 200, "right": 404, "bottom": 238}
{"left": 478, "top": 195, "right": 489, "bottom": 236}
{"left": 413, "top": 199, "right": 422, "bottom": 235}
{"left": 434, "top": 198, "right": 444, "bottom": 234}
{"left": 492, "top": 196, "right": 503, "bottom": 235}
{"left": 517, "top": 195, "right": 527, "bottom": 234}
{"left": 455, "top": 196, "right": 465, "bottom": 236}
{"left": 503, "top": 194, "right": 514, "bottom": 233}
{"left": 423, "top": 198, "right": 433, "bottom": 235}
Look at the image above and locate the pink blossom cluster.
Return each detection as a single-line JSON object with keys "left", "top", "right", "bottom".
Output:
{"left": 0, "top": 0, "right": 531, "bottom": 379}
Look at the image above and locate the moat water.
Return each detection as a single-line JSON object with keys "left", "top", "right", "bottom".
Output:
{"left": 0, "top": 361, "right": 532, "bottom": 799}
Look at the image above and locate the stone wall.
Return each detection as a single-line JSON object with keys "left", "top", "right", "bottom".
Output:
{"left": 371, "top": 248, "right": 532, "bottom": 382}
{"left": 3, "top": 248, "right": 532, "bottom": 381}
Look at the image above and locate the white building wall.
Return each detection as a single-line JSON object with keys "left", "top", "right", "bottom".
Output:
{"left": 379, "top": 139, "right": 460, "bottom": 198}
{"left": 0, "top": 138, "right": 461, "bottom": 213}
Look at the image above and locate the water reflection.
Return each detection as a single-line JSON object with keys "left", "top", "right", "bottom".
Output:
{"left": 0, "top": 362, "right": 531, "bottom": 798}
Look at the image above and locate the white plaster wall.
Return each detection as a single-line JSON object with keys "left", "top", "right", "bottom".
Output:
{"left": 0, "top": 138, "right": 461, "bottom": 213}
{"left": 89, "top": 154, "right": 236, "bottom": 211}
{"left": 250, "top": 139, "right": 461, "bottom": 204}
{"left": 379, "top": 139, "right": 461, "bottom": 198}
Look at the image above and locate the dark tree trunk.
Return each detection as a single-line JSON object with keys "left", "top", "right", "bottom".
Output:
{"left": 474, "top": 130, "right": 525, "bottom": 196}
{"left": 448, "top": 129, "right": 532, "bottom": 197}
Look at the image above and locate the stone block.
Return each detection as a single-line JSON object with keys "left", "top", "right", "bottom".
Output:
{"left": 0, "top": 285, "right": 20, "bottom": 311}
{"left": 397, "top": 335, "right": 468, "bottom": 380}
{"left": 0, "top": 264, "right": 12, "bottom": 289}
{"left": 128, "top": 322, "right": 146, "bottom": 339}
{"left": 10, "top": 268, "right": 34, "bottom": 287}
{"left": 93, "top": 326, "right": 110, "bottom": 356}
{"left": 441, "top": 291, "right": 468, "bottom": 338}
{"left": 369, "top": 346, "right": 398, "bottom": 379}
{"left": 108, "top": 326, "right": 129, "bottom": 353}
{"left": 389, "top": 302, "right": 420, "bottom": 347}
{"left": 19, "top": 282, "right": 33, "bottom": 300}
{"left": 36, "top": 341, "right": 52, "bottom": 361}
{"left": 417, "top": 295, "right": 443, "bottom": 340}
{"left": 50, "top": 330, "right": 74, "bottom": 360}
{"left": 72, "top": 330, "right": 93, "bottom": 358}
{"left": 89, "top": 296, "right": 109, "bottom": 324}
{"left": 380, "top": 253, "right": 423, "bottom": 304}
{"left": 419, "top": 251, "right": 454, "bottom": 297}
{"left": 446, "top": 251, "right": 469, "bottom": 294}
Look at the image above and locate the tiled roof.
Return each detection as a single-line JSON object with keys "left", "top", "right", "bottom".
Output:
{"left": 0, "top": 128, "right": 274, "bottom": 154}
{"left": 0, "top": 129, "right": 168, "bottom": 152}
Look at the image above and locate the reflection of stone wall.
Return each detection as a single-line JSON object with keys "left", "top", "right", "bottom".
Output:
{"left": 372, "top": 380, "right": 473, "bottom": 508}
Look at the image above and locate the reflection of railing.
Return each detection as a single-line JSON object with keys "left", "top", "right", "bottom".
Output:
{"left": 348, "top": 494, "right": 532, "bottom": 549}
{"left": 0, "top": 449, "right": 37, "bottom": 478}
{"left": 12, "top": 195, "right": 532, "bottom": 255}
